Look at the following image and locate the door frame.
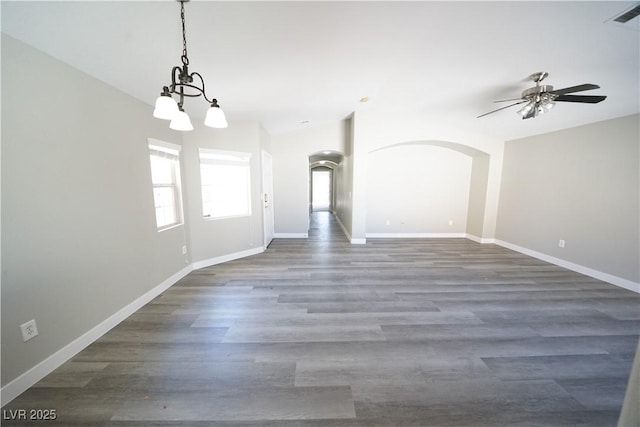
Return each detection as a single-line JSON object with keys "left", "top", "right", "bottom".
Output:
{"left": 261, "top": 150, "right": 275, "bottom": 248}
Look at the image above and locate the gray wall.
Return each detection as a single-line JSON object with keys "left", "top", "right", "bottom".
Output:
{"left": 271, "top": 121, "right": 350, "bottom": 236}
{"left": 366, "top": 144, "right": 472, "bottom": 235}
{"left": 496, "top": 114, "right": 640, "bottom": 283}
{"left": 1, "top": 35, "right": 188, "bottom": 386}
{"left": 347, "top": 108, "right": 504, "bottom": 243}
{"left": 466, "top": 154, "right": 490, "bottom": 239}
{"left": 182, "top": 122, "right": 268, "bottom": 264}
{"left": 334, "top": 121, "right": 354, "bottom": 238}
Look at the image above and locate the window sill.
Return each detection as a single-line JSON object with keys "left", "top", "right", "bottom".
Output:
{"left": 157, "top": 223, "right": 184, "bottom": 233}
{"left": 203, "top": 214, "right": 251, "bottom": 221}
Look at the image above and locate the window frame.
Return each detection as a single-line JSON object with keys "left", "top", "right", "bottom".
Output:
{"left": 148, "top": 138, "right": 184, "bottom": 231}
{"left": 198, "top": 148, "right": 253, "bottom": 220}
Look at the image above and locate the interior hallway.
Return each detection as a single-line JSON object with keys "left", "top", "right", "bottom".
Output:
{"left": 2, "top": 211, "right": 639, "bottom": 426}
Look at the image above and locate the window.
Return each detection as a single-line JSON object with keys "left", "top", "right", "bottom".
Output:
{"left": 199, "top": 148, "right": 252, "bottom": 219}
{"left": 148, "top": 139, "right": 183, "bottom": 230}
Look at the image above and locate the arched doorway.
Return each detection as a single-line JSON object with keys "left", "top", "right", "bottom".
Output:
{"left": 308, "top": 151, "right": 344, "bottom": 214}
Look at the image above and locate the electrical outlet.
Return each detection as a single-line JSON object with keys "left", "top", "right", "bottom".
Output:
{"left": 20, "top": 319, "right": 39, "bottom": 342}
{"left": 558, "top": 239, "right": 566, "bottom": 248}
{"left": 448, "top": 220, "right": 454, "bottom": 226}
{"left": 182, "top": 245, "right": 187, "bottom": 255}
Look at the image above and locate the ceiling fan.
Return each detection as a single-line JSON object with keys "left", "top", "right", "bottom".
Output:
{"left": 477, "top": 72, "right": 607, "bottom": 120}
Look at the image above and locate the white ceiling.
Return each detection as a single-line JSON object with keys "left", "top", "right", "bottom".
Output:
{"left": 2, "top": 1, "right": 639, "bottom": 140}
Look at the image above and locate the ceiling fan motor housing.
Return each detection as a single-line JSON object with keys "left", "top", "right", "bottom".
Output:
{"left": 522, "top": 85, "right": 555, "bottom": 100}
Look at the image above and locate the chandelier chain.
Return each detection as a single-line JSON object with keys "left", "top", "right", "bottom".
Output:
{"left": 180, "top": 1, "right": 188, "bottom": 65}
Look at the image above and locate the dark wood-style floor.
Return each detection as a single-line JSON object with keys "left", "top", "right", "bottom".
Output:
{"left": 3, "top": 211, "right": 639, "bottom": 426}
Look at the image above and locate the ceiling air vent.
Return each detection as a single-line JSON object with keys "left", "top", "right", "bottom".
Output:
{"left": 606, "top": 3, "right": 640, "bottom": 31}
{"left": 614, "top": 4, "right": 640, "bottom": 23}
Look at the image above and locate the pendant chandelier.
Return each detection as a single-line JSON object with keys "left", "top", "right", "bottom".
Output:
{"left": 153, "top": 0, "right": 228, "bottom": 131}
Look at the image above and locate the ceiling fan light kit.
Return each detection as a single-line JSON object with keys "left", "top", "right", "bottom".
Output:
{"left": 478, "top": 71, "right": 607, "bottom": 120}
{"left": 153, "top": 0, "right": 228, "bottom": 131}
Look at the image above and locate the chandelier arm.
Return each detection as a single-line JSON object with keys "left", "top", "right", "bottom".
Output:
{"left": 177, "top": 85, "right": 185, "bottom": 109}
{"left": 170, "top": 66, "right": 183, "bottom": 89}
{"left": 173, "top": 83, "right": 206, "bottom": 98}
{"left": 189, "top": 71, "right": 213, "bottom": 103}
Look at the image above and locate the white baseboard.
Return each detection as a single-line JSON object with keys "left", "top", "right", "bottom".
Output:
{"left": 0, "top": 265, "right": 193, "bottom": 407}
{"left": 334, "top": 215, "right": 366, "bottom": 244}
{"left": 273, "top": 233, "right": 308, "bottom": 239}
{"left": 494, "top": 239, "right": 640, "bottom": 294}
{"left": 191, "top": 247, "right": 264, "bottom": 270}
{"left": 465, "top": 234, "right": 496, "bottom": 244}
{"left": 334, "top": 214, "right": 350, "bottom": 240}
{"left": 1, "top": 246, "right": 268, "bottom": 406}
{"left": 6, "top": 236, "right": 635, "bottom": 407}
{"left": 367, "top": 232, "right": 467, "bottom": 239}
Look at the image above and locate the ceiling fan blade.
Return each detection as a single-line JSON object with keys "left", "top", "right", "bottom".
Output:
{"left": 549, "top": 84, "right": 600, "bottom": 95}
{"left": 477, "top": 100, "right": 527, "bottom": 118}
{"left": 554, "top": 94, "right": 607, "bottom": 103}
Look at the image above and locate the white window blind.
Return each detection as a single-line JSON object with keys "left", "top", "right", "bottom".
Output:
{"left": 199, "top": 149, "right": 252, "bottom": 219}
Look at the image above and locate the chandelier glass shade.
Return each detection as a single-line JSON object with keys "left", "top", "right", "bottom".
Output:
{"left": 169, "top": 109, "right": 194, "bottom": 131}
{"left": 204, "top": 100, "right": 228, "bottom": 128}
{"left": 153, "top": 90, "right": 179, "bottom": 120}
{"left": 153, "top": 0, "right": 228, "bottom": 131}
{"left": 517, "top": 93, "right": 556, "bottom": 118}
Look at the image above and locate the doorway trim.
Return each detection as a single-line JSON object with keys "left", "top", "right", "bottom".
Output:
{"left": 261, "top": 150, "right": 275, "bottom": 248}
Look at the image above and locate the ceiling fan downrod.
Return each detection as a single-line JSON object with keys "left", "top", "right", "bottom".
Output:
{"left": 522, "top": 72, "right": 554, "bottom": 99}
